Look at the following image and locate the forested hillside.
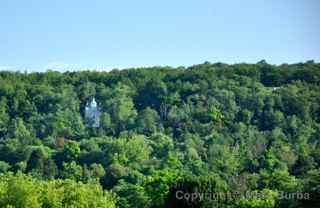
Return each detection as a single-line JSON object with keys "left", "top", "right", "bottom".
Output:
{"left": 0, "top": 61, "right": 319, "bottom": 207}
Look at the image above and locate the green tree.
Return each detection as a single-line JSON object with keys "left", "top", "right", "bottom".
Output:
{"left": 104, "top": 84, "right": 137, "bottom": 134}
{"left": 60, "top": 161, "right": 83, "bottom": 181}
{"left": 113, "top": 180, "right": 150, "bottom": 208}
{"left": 136, "top": 107, "right": 162, "bottom": 136}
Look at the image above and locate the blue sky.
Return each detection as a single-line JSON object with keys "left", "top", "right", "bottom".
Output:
{"left": 0, "top": 0, "right": 319, "bottom": 71}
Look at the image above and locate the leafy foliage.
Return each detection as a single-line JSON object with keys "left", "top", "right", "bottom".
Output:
{"left": 0, "top": 61, "right": 319, "bottom": 207}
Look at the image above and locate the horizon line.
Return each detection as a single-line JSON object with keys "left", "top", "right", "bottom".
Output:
{"left": 0, "top": 59, "right": 319, "bottom": 73}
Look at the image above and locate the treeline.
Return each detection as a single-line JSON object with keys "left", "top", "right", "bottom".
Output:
{"left": 0, "top": 60, "right": 319, "bottom": 207}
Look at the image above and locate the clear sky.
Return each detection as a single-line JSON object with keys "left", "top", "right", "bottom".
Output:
{"left": 0, "top": 0, "right": 319, "bottom": 71}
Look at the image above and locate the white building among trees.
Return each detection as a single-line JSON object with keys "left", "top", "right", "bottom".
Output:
{"left": 85, "top": 97, "right": 101, "bottom": 127}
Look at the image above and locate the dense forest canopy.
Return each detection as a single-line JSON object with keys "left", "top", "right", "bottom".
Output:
{"left": 0, "top": 61, "right": 319, "bottom": 207}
